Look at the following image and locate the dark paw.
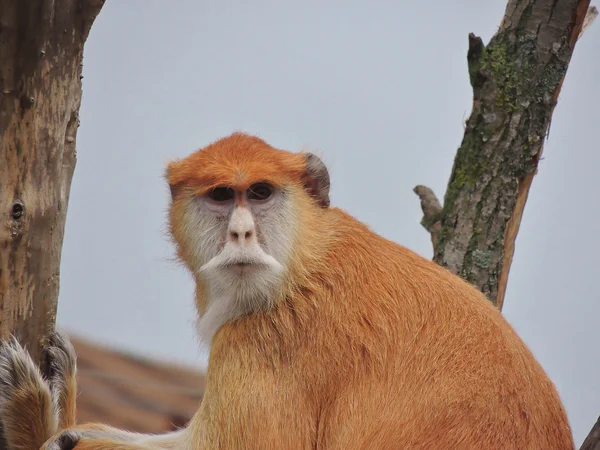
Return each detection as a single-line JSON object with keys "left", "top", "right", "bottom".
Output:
{"left": 44, "top": 430, "right": 82, "bottom": 450}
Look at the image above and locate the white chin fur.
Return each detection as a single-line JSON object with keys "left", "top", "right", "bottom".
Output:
{"left": 196, "top": 243, "right": 285, "bottom": 345}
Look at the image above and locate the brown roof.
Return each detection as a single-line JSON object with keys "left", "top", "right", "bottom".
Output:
{"left": 71, "top": 335, "right": 205, "bottom": 433}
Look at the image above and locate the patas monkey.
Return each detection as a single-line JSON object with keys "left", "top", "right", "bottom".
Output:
{"left": 0, "top": 133, "right": 574, "bottom": 449}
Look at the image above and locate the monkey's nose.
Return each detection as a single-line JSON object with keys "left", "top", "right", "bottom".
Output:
{"left": 229, "top": 230, "right": 253, "bottom": 243}
{"left": 227, "top": 207, "right": 257, "bottom": 246}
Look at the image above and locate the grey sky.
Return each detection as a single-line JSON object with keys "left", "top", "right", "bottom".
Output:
{"left": 55, "top": 0, "right": 600, "bottom": 445}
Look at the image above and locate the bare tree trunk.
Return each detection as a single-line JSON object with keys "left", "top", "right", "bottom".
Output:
{"left": 0, "top": 2, "right": 104, "bottom": 447}
{"left": 414, "top": 0, "right": 597, "bottom": 448}
{"left": 0, "top": 0, "right": 104, "bottom": 366}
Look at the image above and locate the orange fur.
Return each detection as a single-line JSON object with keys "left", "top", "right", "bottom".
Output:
{"left": 1, "top": 373, "right": 57, "bottom": 450}
{"left": 47, "top": 331, "right": 79, "bottom": 430}
{"left": 166, "top": 133, "right": 574, "bottom": 449}
{"left": 166, "top": 133, "right": 308, "bottom": 198}
{"left": 0, "top": 333, "right": 77, "bottom": 450}
{"left": 1, "top": 132, "right": 574, "bottom": 450}
{"left": 57, "top": 374, "right": 77, "bottom": 430}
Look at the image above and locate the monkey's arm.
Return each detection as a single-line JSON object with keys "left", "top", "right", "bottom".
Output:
{"left": 0, "top": 334, "right": 187, "bottom": 450}
{"left": 51, "top": 440, "right": 153, "bottom": 450}
{"left": 41, "top": 426, "right": 187, "bottom": 450}
{"left": 41, "top": 427, "right": 186, "bottom": 450}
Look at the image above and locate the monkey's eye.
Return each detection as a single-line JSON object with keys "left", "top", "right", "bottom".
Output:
{"left": 247, "top": 183, "right": 273, "bottom": 201}
{"left": 207, "top": 186, "right": 235, "bottom": 203}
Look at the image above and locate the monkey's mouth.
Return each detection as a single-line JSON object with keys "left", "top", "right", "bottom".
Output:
{"left": 199, "top": 246, "right": 283, "bottom": 277}
{"left": 225, "top": 261, "right": 258, "bottom": 274}
{"left": 225, "top": 261, "right": 253, "bottom": 268}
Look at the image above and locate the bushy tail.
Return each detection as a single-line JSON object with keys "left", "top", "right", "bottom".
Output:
{"left": 0, "top": 331, "right": 78, "bottom": 450}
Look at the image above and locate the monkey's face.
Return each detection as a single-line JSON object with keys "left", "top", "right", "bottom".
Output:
{"left": 166, "top": 133, "right": 330, "bottom": 342}
{"left": 183, "top": 181, "right": 295, "bottom": 296}
{"left": 170, "top": 178, "right": 298, "bottom": 344}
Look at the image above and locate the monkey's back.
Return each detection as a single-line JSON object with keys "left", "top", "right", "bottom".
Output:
{"left": 313, "top": 209, "right": 574, "bottom": 450}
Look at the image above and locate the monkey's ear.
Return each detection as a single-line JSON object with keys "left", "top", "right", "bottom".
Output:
{"left": 169, "top": 183, "right": 181, "bottom": 200}
{"left": 165, "top": 161, "right": 181, "bottom": 200}
{"left": 301, "top": 153, "right": 330, "bottom": 208}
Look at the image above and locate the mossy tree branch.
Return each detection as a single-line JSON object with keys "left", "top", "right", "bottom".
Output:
{"left": 415, "top": 0, "right": 593, "bottom": 310}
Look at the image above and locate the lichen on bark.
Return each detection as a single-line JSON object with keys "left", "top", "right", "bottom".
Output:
{"left": 416, "top": 0, "right": 592, "bottom": 309}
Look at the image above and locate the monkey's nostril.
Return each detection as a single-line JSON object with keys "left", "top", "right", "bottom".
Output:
{"left": 230, "top": 231, "right": 253, "bottom": 242}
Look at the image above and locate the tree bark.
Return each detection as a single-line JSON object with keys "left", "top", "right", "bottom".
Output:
{"left": 0, "top": 3, "right": 104, "bottom": 448}
{"left": 415, "top": 0, "right": 593, "bottom": 310}
{"left": 414, "top": 1, "right": 597, "bottom": 448}
{"left": 0, "top": 0, "right": 104, "bottom": 395}
{"left": 580, "top": 417, "right": 600, "bottom": 450}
